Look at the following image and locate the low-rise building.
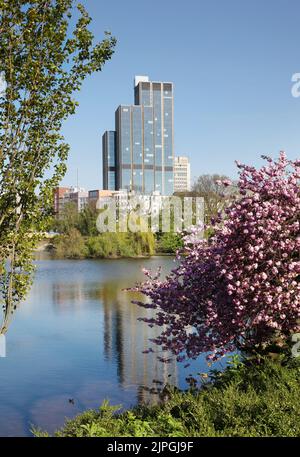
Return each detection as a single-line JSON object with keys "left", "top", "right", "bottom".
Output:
{"left": 88, "top": 189, "right": 102, "bottom": 207}
{"left": 53, "top": 187, "right": 72, "bottom": 216}
{"left": 69, "top": 189, "right": 89, "bottom": 212}
{"left": 54, "top": 186, "right": 88, "bottom": 216}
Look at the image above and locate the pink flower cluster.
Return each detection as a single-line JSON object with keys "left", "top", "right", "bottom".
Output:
{"left": 135, "top": 153, "right": 300, "bottom": 362}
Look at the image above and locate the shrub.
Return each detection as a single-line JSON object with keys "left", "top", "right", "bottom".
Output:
{"left": 54, "top": 228, "right": 87, "bottom": 258}
{"left": 86, "top": 234, "right": 117, "bottom": 258}
{"left": 85, "top": 232, "right": 156, "bottom": 258}
{"left": 156, "top": 232, "right": 183, "bottom": 254}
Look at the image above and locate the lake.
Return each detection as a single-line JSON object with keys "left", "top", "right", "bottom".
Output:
{"left": 0, "top": 256, "right": 224, "bottom": 437}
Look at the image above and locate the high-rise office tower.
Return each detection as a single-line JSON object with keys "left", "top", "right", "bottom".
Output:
{"left": 102, "top": 76, "right": 174, "bottom": 195}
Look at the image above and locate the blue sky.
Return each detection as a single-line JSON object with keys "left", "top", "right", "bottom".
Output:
{"left": 60, "top": 0, "right": 300, "bottom": 189}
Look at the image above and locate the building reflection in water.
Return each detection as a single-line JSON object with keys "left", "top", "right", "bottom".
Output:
{"left": 51, "top": 274, "right": 178, "bottom": 404}
{"left": 100, "top": 279, "right": 178, "bottom": 403}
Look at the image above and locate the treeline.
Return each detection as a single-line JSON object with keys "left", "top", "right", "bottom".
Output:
{"left": 50, "top": 173, "right": 236, "bottom": 259}
{"left": 54, "top": 228, "right": 156, "bottom": 258}
{"left": 50, "top": 202, "right": 182, "bottom": 258}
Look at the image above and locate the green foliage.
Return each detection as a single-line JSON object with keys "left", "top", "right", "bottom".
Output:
{"left": 35, "top": 358, "right": 300, "bottom": 437}
{"left": 85, "top": 232, "right": 155, "bottom": 258}
{"left": 54, "top": 228, "right": 87, "bottom": 258}
{"left": 52, "top": 201, "right": 99, "bottom": 236}
{"left": 53, "top": 227, "right": 156, "bottom": 259}
{"left": 156, "top": 232, "right": 183, "bottom": 254}
{"left": 77, "top": 203, "right": 99, "bottom": 236}
{"left": 86, "top": 234, "right": 116, "bottom": 258}
{"left": 52, "top": 202, "right": 79, "bottom": 234}
{"left": 0, "top": 1, "right": 116, "bottom": 333}
{"left": 51, "top": 199, "right": 187, "bottom": 256}
{"left": 51, "top": 201, "right": 156, "bottom": 258}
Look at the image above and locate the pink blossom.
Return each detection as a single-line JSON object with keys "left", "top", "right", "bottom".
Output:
{"left": 135, "top": 153, "right": 300, "bottom": 363}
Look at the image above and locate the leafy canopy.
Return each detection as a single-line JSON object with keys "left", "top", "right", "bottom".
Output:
{"left": 0, "top": 0, "right": 116, "bottom": 333}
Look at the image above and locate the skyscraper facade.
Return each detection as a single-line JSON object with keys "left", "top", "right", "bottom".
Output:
{"left": 102, "top": 76, "right": 174, "bottom": 195}
{"left": 102, "top": 130, "right": 116, "bottom": 190}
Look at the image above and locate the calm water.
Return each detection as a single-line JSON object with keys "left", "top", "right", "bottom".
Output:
{"left": 0, "top": 256, "right": 223, "bottom": 437}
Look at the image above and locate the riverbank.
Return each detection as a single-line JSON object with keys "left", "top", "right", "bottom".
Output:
{"left": 35, "top": 356, "right": 300, "bottom": 437}
{"left": 37, "top": 230, "right": 183, "bottom": 259}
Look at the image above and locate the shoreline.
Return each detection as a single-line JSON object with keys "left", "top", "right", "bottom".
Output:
{"left": 35, "top": 239, "right": 176, "bottom": 259}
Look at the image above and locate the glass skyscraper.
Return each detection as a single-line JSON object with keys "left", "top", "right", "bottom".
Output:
{"left": 102, "top": 76, "right": 174, "bottom": 195}
{"left": 102, "top": 130, "right": 116, "bottom": 190}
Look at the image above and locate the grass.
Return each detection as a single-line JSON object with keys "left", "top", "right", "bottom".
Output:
{"left": 34, "top": 356, "right": 300, "bottom": 437}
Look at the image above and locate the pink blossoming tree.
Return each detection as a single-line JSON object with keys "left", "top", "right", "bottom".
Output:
{"left": 135, "top": 153, "right": 300, "bottom": 362}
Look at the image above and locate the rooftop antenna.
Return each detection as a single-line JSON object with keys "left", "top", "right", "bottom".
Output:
{"left": 76, "top": 168, "right": 79, "bottom": 190}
